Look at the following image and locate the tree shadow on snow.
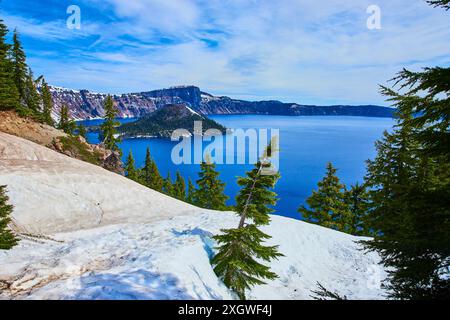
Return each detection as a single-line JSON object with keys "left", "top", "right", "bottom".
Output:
{"left": 71, "top": 269, "right": 194, "bottom": 300}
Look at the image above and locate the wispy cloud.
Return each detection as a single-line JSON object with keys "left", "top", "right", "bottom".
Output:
{"left": 2, "top": 0, "right": 449, "bottom": 105}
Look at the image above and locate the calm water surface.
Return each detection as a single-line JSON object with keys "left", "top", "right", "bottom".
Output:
{"left": 79, "top": 115, "right": 394, "bottom": 219}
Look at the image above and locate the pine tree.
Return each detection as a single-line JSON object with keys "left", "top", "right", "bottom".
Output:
{"left": 0, "top": 185, "right": 19, "bottom": 250}
{"left": 298, "top": 162, "right": 351, "bottom": 232}
{"left": 0, "top": 19, "right": 19, "bottom": 111}
{"left": 163, "top": 172, "right": 175, "bottom": 196}
{"left": 344, "top": 183, "right": 371, "bottom": 236}
{"left": 141, "top": 147, "right": 163, "bottom": 191}
{"left": 77, "top": 123, "right": 87, "bottom": 139}
{"left": 212, "top": 144, "right": 283, "bottom": 300}
{"left": 24, "top": 68, "right": 40, "bottom": 113}
{"left": 193, "top": 159, "right": 228, "bottom": 210}
{"left": 173, "top": 171, "right": 186, "bottom": 200}
{"left": 11, "top": 29, "right": 27, "bottom": 103}
{"left": 41, "top": 79, "right": 54, "bottom": 126}
{"left": 186, "top": 178, "right": 196, "bottom": 204}
{"left": 58, "top": 104, "right": 76, "bottom": 135}
{"left": 125, "top": 150, "right": 139, "bottom": 181}
{"left": 427, "top": 0, "right": 450, "bottom": 10}
{"left": 363, "top": 77, "right": 450, "bottom": 299}
{"left": 100, "top": 95, "right": 121, "bottom": 152}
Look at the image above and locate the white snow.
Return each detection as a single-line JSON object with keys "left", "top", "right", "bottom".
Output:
{"left": 0, "top": 132, "right": 387, "bottom": 300}
{"left": 185, "top": 105, "right": 202, "bottom": 117}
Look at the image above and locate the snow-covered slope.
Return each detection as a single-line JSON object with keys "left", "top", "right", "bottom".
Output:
{"left": 0, "top": 132, "right": 386, "bottom": 300}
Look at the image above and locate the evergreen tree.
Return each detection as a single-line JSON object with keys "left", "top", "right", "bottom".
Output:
{"left": 24, "top": 68, "right": 40, "bottom": 113}
{"left": 41, "top": 79, "right": 54, "bottom": 126}
{"left": 344, "top": 183, "right": 371, "bottom": 236}
{"left": 141, "top": 147, "right": 163, "bottom": 191}
{"left": 186, "top": 178, "right": 196, "bottom": 204}
{"left": 427, "top": 0, "right": 450, "bottom": 10}
{"left": 77, "top": 123, "right": 87, "bottom": 139}
{"left": 163, "top": 172, "right": 175, "bottom": 196}
{"left": 125, "top": 150, "right": 139, "bottom": 181}
{"left": 298, "top": 162, "right": 351, "bottom": 232}
{"left": 173, "top": 171, "right": 186, "bottom": 200}
{"left": 193, "top": 159, "right": 228, "bottom": 210}
{"left": 364, "top": 79, "right": 450, "bottom": 299}
{"left": 100, "top": 95, "right": 121, "bottom": 152}
{"left": 0, "top": 19, "right": 19, "bottom": 111}
{"left": 0, "top": 185, "right": 19, "bottom": 250}
{"left": 212, "top": 144, "right": 283, "bottom": 300}
{"left": 11, "top": 29, "right": 27, "bottom": 103}
{"left": 58, "top": 104, "right": 76, "bottom": 135}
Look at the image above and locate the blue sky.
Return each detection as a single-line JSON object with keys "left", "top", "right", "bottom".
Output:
{"left": 1, "top": 0, "right": 449, "bottom": 105}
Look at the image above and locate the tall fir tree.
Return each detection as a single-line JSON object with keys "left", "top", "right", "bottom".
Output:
{"left": 212, "top": 144, "right": 283, "bottom": 300}
{"left": 11, "top": 29, "right": 27, "bottom": 104}
{"left": 0, "top": 19, "right": 19, "bottom": 111}
{"left": 24, "top": 68, "right": 40, "bottom": 113}
{"left": 186, "top": 178, "right": 196, "bottom": 204}
{"left": 0, "top": 185, "right": 19, "bottom": 250}
{"left": 100, "top": 95, "right": 121, "bottom": 152}
{"left": 41, "top": 79, "right": 54, "bottom": 126}
{"left": 363, "top": 71, "right": 450, "bottom": 299}
{"left": 298, "top": 162, "right": 351, "bottom": 232}
{"left": 344, "top": 183, "right": 371, "bottom": 236}
{"left": 163, "top": 172, "right": 175, "bottom": 197}
{"left": 58, "top": 104, "right": 76, "bottom": 135}
{"left": 77, "top": 123, "right": 87, "bottom": 139}
{"left": 125, "top": 150, "right": 139, "bottom": 182}
{"left": 193, "top": 159, "right": 228, "bottom": 210}
{"left": 141, "top": 147, "right": 163, "bottom": 191}
{"left": 173, "top": 171, "right": 186, "bottom": 200}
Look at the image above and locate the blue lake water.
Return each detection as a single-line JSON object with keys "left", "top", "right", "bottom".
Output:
{"left": 79, "top": 115, "right": 394, "bottom": 219}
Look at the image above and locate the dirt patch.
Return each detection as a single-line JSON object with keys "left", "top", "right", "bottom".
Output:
{"left": 0, "top": 110, "right": 66, "bottom": 146}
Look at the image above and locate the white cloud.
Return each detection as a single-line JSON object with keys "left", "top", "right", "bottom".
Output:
{"left": 9, "top": 0, "right": 450, "bottom": 105}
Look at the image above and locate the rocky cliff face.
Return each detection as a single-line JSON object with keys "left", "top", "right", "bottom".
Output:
{"left": 49, "top": 85, "right": 395, "bottom": 119}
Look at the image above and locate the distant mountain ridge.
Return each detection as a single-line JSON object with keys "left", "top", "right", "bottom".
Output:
{"left": 48, "top": 85, "right": 395, "bottom": 119}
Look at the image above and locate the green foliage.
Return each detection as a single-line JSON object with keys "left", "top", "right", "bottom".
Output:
{"left": 41, "top": 79, "right": 54, "bottom": 126}
{"left": 118, "top": 104, "right": 226, "bottom": 138}
{"left": 100, "top": 95, "right": 121, "bottom": 152}
{"left": 212, "top": 225, "right": 282, "bottom": 300}
{"left": 186, "top": 178, "right": 195, "bottom": 204}
{"left": 345, "top": 183, "right": 372, "bottom": 236}
{"left": 163, "top": 172, "right": 175, "bottom": 196}
{"left": 140, "top": 147, "right": 164, "bottom": 191}
{"left": 298, "top": 162, "right": 351, "bottom": 232}
{"left": 12, "top": 30, "right": 27, "bottom": 103}
{"left": 24, "top": 68, "right": 40, "bottom": 113}
{"left": 58, "top": 104, "right": 76, "bottom": 135}
{"left": 0, "top": 185, "right": 19, "bottom": 250}
{"left": 125, "top": 150, "right": 139, "bottom": 181}
{"left": 427, "top": 0, "right": 450, "bottom": 10}
{"left": 193, "top": 160, "right": 228, "bottom": 210}
{"left": 174, "top": 171, "right": 186, "bottom": 200}
{"left": 57, "top": 136, "right": 102, "bottom": 165}
{"left": 363, "top": 64, "right": 450, "bottom": 299}
{"left": 311, "top": 282, "right": 347, "bottom": 300}
{"left": 0, "top": 20, "right": 19, "bottom": 111}
{"left": 212, "top": 148, "right": 283, "bottom": 300}
{"left": 77, "top": 123, "right": 87, "bottom": 139}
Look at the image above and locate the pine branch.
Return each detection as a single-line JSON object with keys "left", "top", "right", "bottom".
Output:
{"left": 311, "top": 282, "right": 347, "bottom": 300}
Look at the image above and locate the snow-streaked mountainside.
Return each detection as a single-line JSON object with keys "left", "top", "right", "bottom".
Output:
{"left": 0, "top": 132, "right": 386, "bottom": 300}
{"left": 48, "top": 85, "right": 395, "bottom": 120}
